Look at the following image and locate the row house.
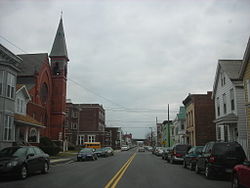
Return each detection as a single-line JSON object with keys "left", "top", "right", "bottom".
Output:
{"left": 212, "top": 60, "right": 247, "bottom": 154}
{"left": 161, "top": 120, "right": 174, "bottom": 147}
{"left": 156, "top": 122, "right": 163, "bottom": 146}
{"left": 239, "top": 37, "right": 250, "bottom": 159}
{"left": 172, "top": 106, "right": 186, "bottom": 144}
{"left": 0, "top": 44, "right": 22, "bottom": 149}
{"left": 122, "top": 133, "right": 133, "bottom": 146}
{"left": 182, "top": 92, "right": 216, "bottom": 146}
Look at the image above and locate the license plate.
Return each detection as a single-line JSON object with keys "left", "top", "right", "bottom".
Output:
{"left": 225, "top": 169, "right": 232, "bottom": 173}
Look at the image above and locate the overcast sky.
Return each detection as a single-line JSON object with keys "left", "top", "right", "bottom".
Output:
{"left": 1, "top": 0, "right": 250, "bottom": 138}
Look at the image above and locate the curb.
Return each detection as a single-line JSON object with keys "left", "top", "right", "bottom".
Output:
{"left": 50, "top": 158, "right": 75, "bottom": 165}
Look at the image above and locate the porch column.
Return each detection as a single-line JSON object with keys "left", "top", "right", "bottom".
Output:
{"left": 37, "top": 129, "right": 40, "bottom": 143}
{"left": 24, "top": 127, "right": 28, "bottom": 142}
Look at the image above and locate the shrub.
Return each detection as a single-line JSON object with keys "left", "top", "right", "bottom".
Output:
{"left": 39, "top": 136, "right": 60, "bottom": 156}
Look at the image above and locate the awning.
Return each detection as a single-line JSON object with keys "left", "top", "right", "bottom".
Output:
{"left": 213, "top": 113, "right": 238, "bottom": 124}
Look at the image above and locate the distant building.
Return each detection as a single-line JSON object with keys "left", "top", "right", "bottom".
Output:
{"left": 122, "top": 133, "right": 133, "bottom": 146}
{"left": 156, "top": 123, "right": 163, "bottom": 146}
{"left": 66, "top": 103, "right": 106, "bottom": 147}
{"left": 162, "top": 120, "right": 174, "bottom": 147}
{"left": 172, "top": 106, "right": 186, "bottom": 144}
{"left": 183, "top": 92, "right": 216, "bottom": 146}
{"left": 105, "top": 127, "right": 122, "bottom": 149}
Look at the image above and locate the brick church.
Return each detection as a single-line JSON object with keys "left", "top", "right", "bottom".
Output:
{"left": 17, "top": 17, "right": 69, "bottom": 142}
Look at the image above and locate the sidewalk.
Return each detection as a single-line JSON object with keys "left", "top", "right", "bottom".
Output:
{"left": 50, "top": 151, "right": 78, "bottom": 165}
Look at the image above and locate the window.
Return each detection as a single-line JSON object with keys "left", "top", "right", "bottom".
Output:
{"left": 181, "top": 123, "right": 184, "bottom": 130}
{"left": 247, "top": 80, "right": 250, "bottom": 102}
{"left": 0, "top": 71, "right": 4, "bottom": 96}
{"left": 224, "top": 125, "right": 228, "bottom": 142}
{"left": 216, "top": 97, "right": 220, "bottom": 116}
{"left": 223, "top": 94, "right": 227, "bottom": 114}
{"left": 4, "top": 115, "right": 13, "bottom": 141}
{"left": 230, "top": 89, "right": 235, "bottom": 111}
{"left": 88, "top": 135, "right": 95, "bottom": 143}
{"left": 6, "top": 73, "right": 15, "bottom": 99}
{"left": 79, "top": 135, "right": 85, "bottom": 145}
{"left": 16, "top": 98, "right": 25, "bottom": 114}
{"left": 221, "top": 72, "right": 226, "bottom": 87}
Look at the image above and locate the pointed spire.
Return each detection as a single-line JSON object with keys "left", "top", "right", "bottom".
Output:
{"left": 50, "top": 17, "right": 68, "bottom": 59}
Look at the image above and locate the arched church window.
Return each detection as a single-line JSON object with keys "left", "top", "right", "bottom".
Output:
{"left": 40, "top": 83, "right": 48, "bottom": 104}
{"left": 64, "top": 64, "right": 67, "bottom": 77}
{"left": 28, "top": 128, "right": 37, "bottom": 142}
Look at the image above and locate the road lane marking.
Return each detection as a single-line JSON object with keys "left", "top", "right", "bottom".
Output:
{"left": 104, "top": 153, "right": 136, "bottom": 188}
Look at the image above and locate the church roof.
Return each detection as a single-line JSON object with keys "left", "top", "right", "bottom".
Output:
{"left": 17, "top": 53, "right": 48, "bottom": 76}
{"left": 49, "top": 18, "right": 68, "bottom": 59}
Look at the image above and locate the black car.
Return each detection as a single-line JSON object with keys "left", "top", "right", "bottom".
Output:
{"left": 167, "top": 144, "right": 191, "bottom": 164}
{"left": 195, "top": 141, "right": 246, "bottom": 179}
{"left": 183, "top": 146, "right": 204, "bottom": 170}
{"left": 0, "top": 146, "right": 50, "bottom": 179}
{"left": 94, "top": 148, "right": 107, "bottom": 157}
{"left": 77, "top": 148, "right": 98, "bottom": 161}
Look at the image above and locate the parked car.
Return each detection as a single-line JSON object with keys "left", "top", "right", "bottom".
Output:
{"left": 162, "top": 147, "right": 172, "bottom": 160}
{"left": 0, "top": 146, "right": 50, "bottom": 179}
{"left": 145, "top": 146, "right": 153, "bottom": 151}
{"left": 195, "top": 141, "right": 246, "bottom": 179}
{"left": 167, "top": 144, "right": 191, "bottom": 164}
{"left": 138, "top": 147, "right": 145, "bottom": 152}
{"left": 232, "top": 161, "right": 250, "bottom": 188}
{"left": 154, "top": 147, "right": 164, "bottom": 156}
{"left": 121, "top": 145, "right": 129, "bottom": 151}
{"left": 77, "top": 148, "right": 98, "bottom": 161}
{"left": 183, "top": 146, "right": 204, "bottom": 170}
{"left": 94, "top": 148, "right": 107, "bottom": 157}
{"left": 103, "top": 147, "right": 114, "bottom": 156}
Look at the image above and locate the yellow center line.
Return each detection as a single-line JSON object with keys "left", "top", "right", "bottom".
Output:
{"left": 104, "top": 153, "right": 136, "bottom": 188}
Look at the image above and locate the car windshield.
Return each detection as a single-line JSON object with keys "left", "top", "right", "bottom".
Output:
{"left": 195, "top": 147, "right": 203, "bottom": 153}
{"left": 176, "top": 145, "right": 189, "bottom": 151}
{"left": 0, "top": 147, "right": 27, "bottom": 157}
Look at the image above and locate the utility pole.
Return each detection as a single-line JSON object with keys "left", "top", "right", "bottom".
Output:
{"left": 168, "top": 104, "right": 170, "bottom": 147}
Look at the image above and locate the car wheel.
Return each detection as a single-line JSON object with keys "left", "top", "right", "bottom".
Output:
{"left": 41, "top": 161, "right": 49, "bottom": 174}
{"left": 183, "top": 160, "right": 187, "bottom": 168}
{"left": 189, "top": 163, "right": 195, "bottom": 171}
{"left": 195, "top": 164, "right": 200, "bottom": 174}
{"left": 19, "top": 165, "right": 28, "bottom": 180}
{"left": 205, "top": 164, "right": 213, "bottom": 179}
{"left": 232, "top": 173, "right": 241, "bottom": 188}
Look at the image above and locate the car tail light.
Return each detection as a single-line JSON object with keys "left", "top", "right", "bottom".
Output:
{"left": 175, "top": 153, "right": 182, "bottom": 157}
{"left": 208, "top": 156, "right": 216, "bottom": 163}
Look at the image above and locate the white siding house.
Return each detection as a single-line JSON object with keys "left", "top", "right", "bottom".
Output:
{"left": 212, "top": 60, "right": 248, "bottom": 154}
{"left": 14, "top": 85, "right": 45, "bottom": 144}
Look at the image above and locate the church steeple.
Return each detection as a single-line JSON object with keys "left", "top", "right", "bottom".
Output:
{"left": 50, "top": 17, "right": 68, "bottom": 60}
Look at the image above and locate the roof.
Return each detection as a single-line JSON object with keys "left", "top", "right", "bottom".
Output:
{"left": 17, "top": 53, "right": 48, "bottom": 76}
{"left": 219, "top": 60, "right": 242, "bottom": 80}
{"left": 50, "top": 17, "right": 68, "bottom": 59}
{"left": 14, "top": 114, "right": 45, "bottom": 128}
{"left": 212, "top": 60, "right": 242, "bottom": 98}
{"left": 177, "top": 106, "right": 186, "bottom": 120}
{"left": 16, "top": 84, "right": 24, "bottom": 91}
{"left": 0, "top": 43, "right": 23, "bottom": 66}
{"left": 16, "top": 84, "right": 31, "bottom": 100}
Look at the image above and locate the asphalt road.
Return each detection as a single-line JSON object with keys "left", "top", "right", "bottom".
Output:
{"left": 0, "top": 148, "right": 231, "bottom": 188}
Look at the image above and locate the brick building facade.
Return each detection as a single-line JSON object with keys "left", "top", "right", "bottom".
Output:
{"left": 183, "top": 92, "right": 216, "bottom": 146}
